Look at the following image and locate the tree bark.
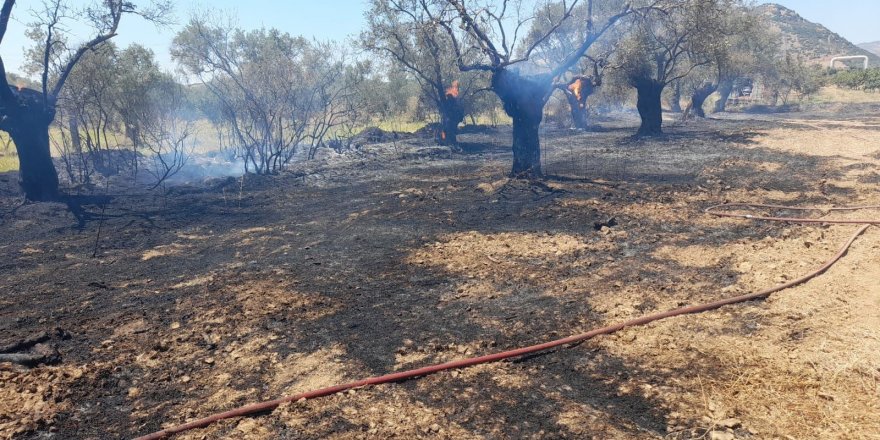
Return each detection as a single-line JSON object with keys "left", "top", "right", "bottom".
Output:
{"left": 566, "top": 92, "right": 589, "bottom": 130}
{"left": 690, "top": 82, "right": 718, "bottom": 118}
{"left": 562, "top": 77, "right": 596, "bottom": 130}
{"left": 668, "top": 81, "right": 683, "bottom": 113}
{"left": 492, "top": 70, "right": 552, "bottom": 178}
{"left": 713, "top": 78, "right": 734, "bottom": 113}
{"left": 9, "top": 121, "right": 59, "bottom": 201}
{"left": 437, "top": 96, "right": 464, "bottom": 146}
{"left": 634, "top": 79, "right": 664, "bottom": 136}
{"left": 0, "top": 88, "right": 60, "bottom": 201}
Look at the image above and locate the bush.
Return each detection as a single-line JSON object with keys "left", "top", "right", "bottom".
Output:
{"left": 830, "top": 68, "right": 880, "bottom": 92}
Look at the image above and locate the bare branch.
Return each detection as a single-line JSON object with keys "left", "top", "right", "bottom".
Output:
{"left": 0, "top": 0, "right": 13, "bottom": 45}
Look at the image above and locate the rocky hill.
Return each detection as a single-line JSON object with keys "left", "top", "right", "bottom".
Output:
{"left": 757, "top": 3, "right": 880, "bottom": 67}
{"left": 858, "top": 41, "right": 880, "bottom": 58}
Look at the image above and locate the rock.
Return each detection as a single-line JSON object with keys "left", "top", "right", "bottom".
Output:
{"left": 718, "top": 418, "right": 742, "bottom": 429}
{"left": 429, "top": 423, "right": 441, "bottom": 433}
{"left": 593, "top": 217, "right": 618, "bottom": 231}
{"left": 708, "top": 430, "right": 735, "bottom": 440}
{"left": 127, "top": 387, "right": 141, "bottom": 398}
{"left": 204, "top": 357, "right": 215, "bottom": 365}
{"left": 170, "top": 322, "right": 181, "bottom": 330}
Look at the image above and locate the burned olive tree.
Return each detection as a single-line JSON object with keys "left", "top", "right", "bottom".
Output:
{"left": 418, "top": 0, "right": 637, "bottom": 177}
{"left": 363, "top": 0, "right": 482, "bottom": 146}
{"left": 616, "top": 0, "right": 728, "bottom": 136}
{"left": 525, "top": 1, "right": 624, "bottom": 130}
{"left": 0, "top": 0, "right": 170, "bottom": 201}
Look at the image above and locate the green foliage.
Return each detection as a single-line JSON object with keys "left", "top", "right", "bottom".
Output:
{"left": 761, "top": 54, "right": 825, "bottom": 104}
{"left": 830, "top": 68, "right": 880, "bottom": 92}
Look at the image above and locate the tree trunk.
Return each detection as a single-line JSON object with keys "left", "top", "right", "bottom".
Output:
{"left": 492, "top": 70, "right": 552, "bottom": 178}
{"left": 0, "top": 89, "right": 61, "bottom": 201}
{"left": 634, "top": 79, "right": 664, "bottom": 136}
{"left": 9, "top": 121, "right": 60, "bottom": 201}
{"left": 690, "top": 82, "right": 718, "bottom": 118}
{"left": 713, "top": 78, "right": 734, "bottom": 113}
{"left": 437, "top": 96, "right": 464, "bottom": 146}
{"left": 669, "top": 81, "right": 683, "bottom": 113}
{"left": 564, "top": 91, "right": 588, "bottom": 130}
{"left": 563, "top": 78, "right": 595, "bottom": 130}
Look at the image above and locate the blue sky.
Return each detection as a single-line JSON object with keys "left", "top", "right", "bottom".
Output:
{"left": 2, "top": 0, "right": 879, "bottom": 76}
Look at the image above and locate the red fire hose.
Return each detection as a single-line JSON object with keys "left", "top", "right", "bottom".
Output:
{"left": 135, "top": 204, "right": 878, "bottom": 440}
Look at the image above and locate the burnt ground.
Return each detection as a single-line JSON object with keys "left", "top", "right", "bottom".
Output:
{"left": 1, "top": 103, "right": 879, "bottom": 440}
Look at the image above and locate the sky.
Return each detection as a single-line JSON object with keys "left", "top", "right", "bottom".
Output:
{"left": 2, "top": 0, "right": 879, "bottom": 77}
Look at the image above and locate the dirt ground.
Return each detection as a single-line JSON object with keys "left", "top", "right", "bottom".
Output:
{"left": 1, "top": 103, "right": 879, "bottom": 440}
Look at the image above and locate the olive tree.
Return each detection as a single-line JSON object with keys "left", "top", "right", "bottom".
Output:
{"left": 616, "top": 0, "right": 733, "bottom": 135}
{"left": 172, "top": 15, "right": 349, "bottom": 174}
{"left": 0, "top": 0, "right": 170, "bottom": 201}
{"left": 682, "top": 3, "right": 771, "bottom": 117}
{"left": 48, "top": 43, "right": 121, "bottom": 183}
{"left": 363, "top": 0, "right": 485, "bottom": 146}
{"left": 525, "top": 1, "right": 625, "bottom": 130}
{"left": 419, "top": 0, "right": 638, "bottom": 177}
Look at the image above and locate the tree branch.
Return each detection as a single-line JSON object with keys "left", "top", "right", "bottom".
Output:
{"left": 0, "top": 0, "right": 13, "bottom": 45}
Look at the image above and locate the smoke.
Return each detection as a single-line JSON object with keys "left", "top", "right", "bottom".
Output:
{"left": 157, "top": 149, "right": 246, "bottom": 186}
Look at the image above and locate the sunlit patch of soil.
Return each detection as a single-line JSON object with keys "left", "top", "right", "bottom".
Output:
{"left": 0, "top": 365, "right": 86, "bottom": 437}
{"left": 141, "top": 242, "right": 191, "bottom": 261}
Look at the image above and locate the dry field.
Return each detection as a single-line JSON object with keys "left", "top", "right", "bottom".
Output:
{"left": 1, "top": 102, "right": 879, "bottom": 439}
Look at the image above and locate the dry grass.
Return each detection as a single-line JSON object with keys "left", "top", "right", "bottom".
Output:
{"left": 0, "top": 154, "right": 16, "bottom": 173}
{"left": 810, "top": 86, "right": 880, "bottom": 104}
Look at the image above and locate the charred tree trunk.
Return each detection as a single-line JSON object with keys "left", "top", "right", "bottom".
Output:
{"left": 633, "top": 78, "right": 664, "bottom": 137}
{"left": 565, "top": 91, "right": 589, "bottom": 130}
{"left": 713, "top": 78, "right": 734, "bottom": 113}
{"left": 690, "top": 82, "right": 718, "bottom": 118}
{"left": 437, "top": 95, "right": 464, "bottom": 146}
{"left": 492, "top": 70, "right": 552, "bottom": 178}
{"left": 669, "top": 81, "right": 683, "bottom": 113}
{"left": 0, "top": 88, "right": 60, "bottom": 201}
{"left": 562, "top": 78, "right": 595, "bottom": 130}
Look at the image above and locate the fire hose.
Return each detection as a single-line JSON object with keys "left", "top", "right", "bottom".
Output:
{"left": 135, "top": 203, "right": 879, "bottom": 440}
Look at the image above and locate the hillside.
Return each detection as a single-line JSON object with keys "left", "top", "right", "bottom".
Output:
{"left": 858, "top": 41, "right": 880, "bottom": 57}
{"left": 758, "top": 3, "right": 880, "bottom": 67}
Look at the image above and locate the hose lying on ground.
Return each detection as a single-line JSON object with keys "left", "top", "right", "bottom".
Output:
{"left": 135, "top": 204, "right": 878, "bottom": 440}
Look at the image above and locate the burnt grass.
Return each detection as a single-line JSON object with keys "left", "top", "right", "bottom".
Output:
{"left": 1, "top": 109, "right": 879, "bottom": 439}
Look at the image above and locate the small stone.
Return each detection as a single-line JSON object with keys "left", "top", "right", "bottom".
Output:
{"left": 181, "top": 375, "right": 191, "bottom": 383}
{"left": 718, "top": 418, "right": 742, "bottom": 429}
{"left": 127, "top": 387, "right": 141, "bottom": 398}
{"left": 429, "top": 423, "right": 440, "bottom": 432}
{"left": 170, "top": 322, "right": 181, "bottom": 330}
{"left": 204, "top": 357, "right": 215, "bottom": 365}
{"left": 708, "top": 431, "right": 735, "bottom": 440}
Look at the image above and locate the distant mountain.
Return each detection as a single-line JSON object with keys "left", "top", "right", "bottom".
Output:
{"left": 858, "top": 41, "right": 880, "bottom": 58}
{"left": 757, "top": 3, "right": 880, "bottom": 67}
